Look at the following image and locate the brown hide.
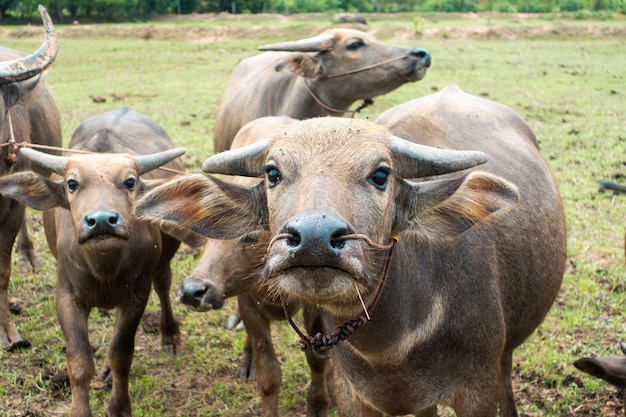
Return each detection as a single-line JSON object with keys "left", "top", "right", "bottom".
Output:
{"left": 136, "top": 86, "right": 566, "bottom": 416}
{"left": 0, "top": 6, "right": 61, "bottom": 351}
{"left": 0, "top": 108, "right": 184, "bottom": 417}
{"left": 178, "top": 116, "right": 331, "bottom": 417}
{"left": 212, "top": 28, "right": 431, "bottom": 153}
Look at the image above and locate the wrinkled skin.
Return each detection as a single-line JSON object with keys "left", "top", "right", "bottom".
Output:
{"left": 213, "top": 28, "right": 431, "bottom": 153}
{"left": 0, "top": 108, "right": 187, "bottom": 417}
{"left": 136, "top": 86, "right": 566, "bottom": 416}
{"left": 178, "top": 116, "right": 331, "bottom": 417}
{"left": 575, "top": 342, "right": 626, "bottom": 417}
{"left": 0, "top": 7, "right": 62, "bottom": 351}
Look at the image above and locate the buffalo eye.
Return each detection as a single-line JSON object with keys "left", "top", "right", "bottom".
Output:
{"left": 67, "top": 179, "right": 79, "bottom": 193}
{"left": 346, "top": 39, "right": 365, "bottom": 50}
{"left": 266, "top": 166, "right": 281, "bottom": 188}
{"left": 368, "top": 168, "right": 390, "bottom": 190}
{"left": 124, "top": 177, "right": 136, "bottom": 191}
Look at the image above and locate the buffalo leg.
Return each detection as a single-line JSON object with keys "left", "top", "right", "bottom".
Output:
{"left": 15, "top": 218, "right": 40, "bottom": 272}
{"left": 105, "top": 302, "right": 148, "bottom": 417}
{"left": 0, "top": 203, "right": 29, "bottom": 350}
{"left": 332, "top": 370, "right": 383, "bottom": 417}
{"left": 237, "top": 334, "right": 256, "bottom": 380}
{"left": 239, "top": 293, "right": 281, "bottom": 417}
{"left": 152, "top": 264, "right": 181, "bottom": 355}
{"left": 56, "top": 289, "right": 95, "bottom": 417}
{"left": 302, "top": 308, "right": 331, "bottom": 417}
{"left": 498, "top": 350, "right": 519, "bottom": 417}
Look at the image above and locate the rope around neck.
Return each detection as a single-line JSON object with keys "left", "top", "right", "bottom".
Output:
{"left": 303, "top": 80, "right": 373, "bottom": 117}
{"left": 271, "top": 233, "right": 398, "bottom": 359}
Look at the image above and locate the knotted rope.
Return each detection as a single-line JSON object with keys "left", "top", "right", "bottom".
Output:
{"left": 268, "top": 233, "right": 398, "bottom": 359}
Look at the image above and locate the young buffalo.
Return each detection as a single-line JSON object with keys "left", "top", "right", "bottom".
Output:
{"left": 0, "top": 108, "right": 188, "bottom": 417}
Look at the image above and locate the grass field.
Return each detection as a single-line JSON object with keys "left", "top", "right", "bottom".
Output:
{"left": 1, "top": 11, "right": 626, "bottom": 417}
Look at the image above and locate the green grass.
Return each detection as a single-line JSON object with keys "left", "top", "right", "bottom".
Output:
{"left": 1, "top": 11, "right": 626, "bottom": 417}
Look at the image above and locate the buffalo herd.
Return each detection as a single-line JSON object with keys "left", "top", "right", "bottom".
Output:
{"left": 0, "top": 6, "right": 622, "bottom": 417}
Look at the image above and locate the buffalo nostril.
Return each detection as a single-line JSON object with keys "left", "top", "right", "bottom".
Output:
{"left": 286, "top": 230, "right": 301, "bottom": 247}
{"left": 192, "top": 288, "right": 206, "bottom": 301}
{"left": 411, "top": 49, "right": 431, "bottom": 67}
{"left": 108, "top": 214, "right": 119, "bottom": 225}
{"left": 330, "top": 231, "right": 349, "bottom": 249}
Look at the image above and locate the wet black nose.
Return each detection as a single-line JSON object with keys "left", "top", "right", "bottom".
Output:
{"left": 411, "top": 48, "right": 431, "bottom": 67}
{"left": 177, "top": 279, "right": 223, "bottom": 310}
{"left": 279, "top": 210, "right": 354, "bottom": 265}
{"left": 83, "top": 210, "right": 121, "bottom": 234}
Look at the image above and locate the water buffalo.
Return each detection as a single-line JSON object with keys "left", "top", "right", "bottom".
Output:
{"left": 212, "top": 28, "right": 431, "bottom": 153}
{"left": 0, "top": 108, "right": 186, "bottom": 417}
{"left": 136, "top": 85, "right": 566, "bottom": 416}
{"left": 178, "top": 115, "right": 331, "bottom": 416}
{"left": 575, "top": 342, "right": 626, "bottom": 416}
{"left": 0, "top": 5, "right": 62, "bottom": 351}
{"left": 334, "top": 13, "right": 368, "bottom": 25}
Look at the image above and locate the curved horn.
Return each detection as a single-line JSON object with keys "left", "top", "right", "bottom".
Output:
{"left": 135, "top": 148, "right": 186, "bottom": 176}
{"left": 0, "top": 6, "right": 58, "bottom": 85}
{"left": 258, "top": 33, "right": 335, "bottom": 53}
{"left": 385, "top": 135, "right": 488, "bottom": 178}
{"left": 19, "top": 146, "right": 67, "bottom": 175}
{"left": 202, "top": 139, "right": 270, "bottom": 177}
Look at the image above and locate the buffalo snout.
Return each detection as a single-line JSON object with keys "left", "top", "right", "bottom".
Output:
{"left": 410, "top": 48, "right": 431, "bottom": 68}
{"left": 280, "top": 210, "right": 354, "bottom": 265}
{"left": 78, "top": 209, "right": 129, "bottom": 243}
{"left": 177, "top": 278, "right": 224, "bottom": 311}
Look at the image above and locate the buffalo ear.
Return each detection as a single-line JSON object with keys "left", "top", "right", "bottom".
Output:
{"left": 397, "top": 171, "right": 518, "bottom": 239}
{"left": 135, "top": 174, "right": 267, "bottom": 240}
{"left": 276, "top": 54, "right": 322, "bottom": 79}
{"left": 0, "top": 171, "right": 67, "bottom": 210}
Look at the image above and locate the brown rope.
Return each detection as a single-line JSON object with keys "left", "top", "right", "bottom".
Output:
{"left": 302, "top": 80, "right": 372, "bottom": 117}
{"left": 320, "top": 55, "right": 407, "bottom": 79}
{"left": 274, "top": 233, "right": 398, "bottom": 359}
{"left": 302, "top": 55, "right": 407, "bottom": 116}
{"left": 1, "top": 128, "right": 187, "bottom": 176}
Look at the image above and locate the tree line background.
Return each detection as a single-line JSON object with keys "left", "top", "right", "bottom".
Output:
{"left": 0, "top": 0, "right": 624, "bottom": 23}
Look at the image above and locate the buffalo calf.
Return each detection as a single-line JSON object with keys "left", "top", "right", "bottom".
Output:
{"left": 178, "top": 116, "right": 331, "bottom": 417}
{"left": 0, "top": 108, "right": 187, "bottom": 417}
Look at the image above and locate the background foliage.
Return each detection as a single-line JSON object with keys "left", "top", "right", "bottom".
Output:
{"left": 0, "top": 0, "right": 624, "bottom": 21}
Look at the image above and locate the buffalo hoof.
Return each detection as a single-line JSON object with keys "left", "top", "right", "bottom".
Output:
{"left": 4, "top": 338, "right": 31, "bottom": 352}
{"left": 17, "top": 249, "right": 41, "bottom": 273}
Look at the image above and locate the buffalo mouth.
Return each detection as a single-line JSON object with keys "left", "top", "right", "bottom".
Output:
{"left": 268, "top": 264, "right": 363, "bottom": 302}
{"left": 78, "top": 229, "right": 130, "bottom": 245}
{"left": 404, "top": 60, "right": 429, "bottom": 82}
